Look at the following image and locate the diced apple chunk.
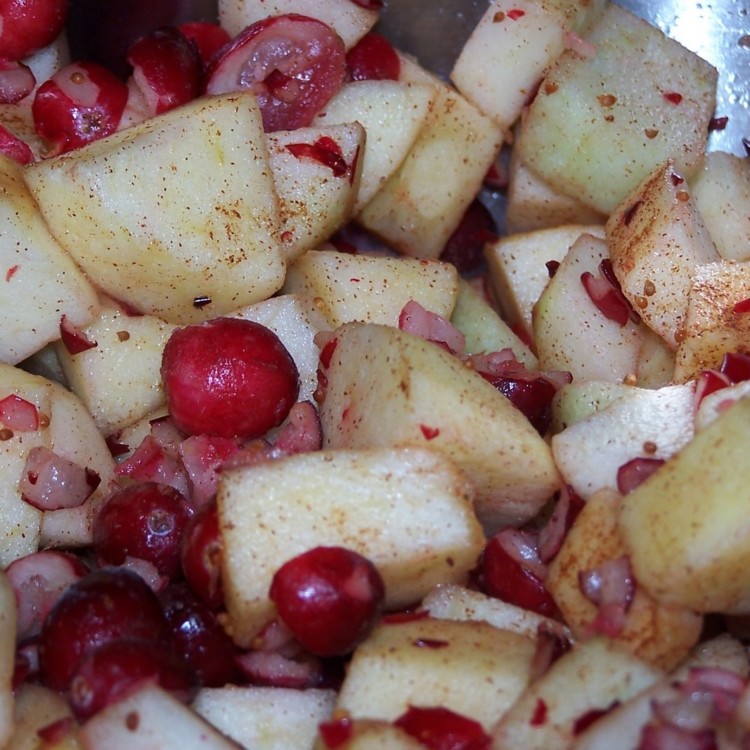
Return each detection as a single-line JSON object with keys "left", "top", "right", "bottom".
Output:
{"left": 516, "top": 4, "right": 718, "bottom": 214}
{"left": 218, "top": 448, "right": 484, "bottom": 647}
{"left": 318, "top": 323, "right": 561, "bottom": 532}
{"left": 282, "top": 249, "right": 459, "bottom": 328}
{"left": 0, "top": 155, "right": 98, "bottom": 365}
{"left": 24, "top": 93, "right": 285, "bottom": 324}
{"left": 607, "top": 159, "right": 720, "bottom": 350}
{"left": 336, "top": 617, "right": 537, "bottom": 730}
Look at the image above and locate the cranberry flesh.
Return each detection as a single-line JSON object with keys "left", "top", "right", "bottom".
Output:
{"left": 180, "top": 500, "right": 224, "bottom": 608}
{"left": 38, "top": 567, "right": 170, "bottom": 692}
{"left": 0, "top": 0, "right": 69, "bottom": 62}
{"left": 93, "top": 481, "right": 191, "bottom": 580}
{"left": 394, "top": 706, "right": 492, "bottom": 750}
{"left": 67, "top": 637, "right": 198, "bottom": 720}
{"left": 269, "top": 546, "right": 385, "bottom": 657}
{"left": 159, "top": 584, "right": 241, "bottom": 686}
{"left": 161, "top": 317, "right": 300, "bottom": 439}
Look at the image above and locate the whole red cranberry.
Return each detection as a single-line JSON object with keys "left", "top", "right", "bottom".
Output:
{"left": 39, "top": 567, "right": 171, "bottom": 692}
{"left": 0, "top": 0, "right": 69, "bottom": 62}
{"left": 161, "top": 317, "right": 300, "bottom": 439}
{"left": 93, "top": 482, "right": 191, "bottom": 580}
{"left": 269, "top": 546, "right": 385, "bottom": 657}
{"left": 180, "top": 500, "right": 224, "bottom": 609}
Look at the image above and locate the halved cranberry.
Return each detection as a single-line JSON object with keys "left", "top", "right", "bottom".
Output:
{"left": 32, "top": 61, "right": 128, "bottom": 155}
{"left": 38, "top": 567, "right": 170, "bottom": 692}
{"left": 269, "top": 546, "right": 385, "bottom": 657}
{"left": 394, "top": 706, "right": 492, "bottom": 750}
{"left": 93, "top": 481, "right": 192, "bottom": 580}
{"left": 67, "top": 637, "right": 199, "bottom": 720}
{"left": 0, "top": 0, "right": 69, "bottom": 62}
{"left": 0, "top": 60, "right": 36, "bottom": 104}
{"left": 205, "top": 14, "right": 346, "bottom": 132}
{"left": 180, "top": 500, "right": 224, "bottom": 608}
{"left": 346, "top": 33, "right": 400, "bottom": 81}
{"left": 159, "top": 583, "right": 241, "bottom": 687}
{"left": 177, "top": 21, "right": 231, "bottom": 68}
{"left": 161, "top": 317, "right": 300, "bottom": 440}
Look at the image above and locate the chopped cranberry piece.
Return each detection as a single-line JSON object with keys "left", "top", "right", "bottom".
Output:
{"left": 349, "top": 0, "right": 382, "bottom": 9}
{"left": 269, "top": 546, "right": 385, "bottom": 656}
{"left": 161, "top": 317, "right": 300, "bottom": 440}
{"left": 581, "top": 259, "right": 637, "bottom": 327}
{"left": 93, "top": 482, "right": 192, "bottom": 580}
{"left": 60, "top": 314, "right": 97, "bottom": 354}
{"left": 319, "top": 716, "right": 353, "bottom": 748}
{"left": 177, "top": 21, "right": 231, "bottom": 68}
{"left": 394, "top": 706, "right": 492, "bottom": 750}
{"left": 39, "top": 567, "right": 171, "bottom": 692}
{"left": 0, "top": 0, "right": 68, "bottom": 62}
{"left": 346, "top": 33, "right": 400, "bottom": 81}
{"left": 286, "top": 136, "right": 348, "bottom": 176}
{"left": 205, "top": 14, "right": 346, "bottom": 132}
{"left": 439, "top": 199, "right": 497, "bottom": 275}
{"left": 616, "top": 457, "right": 665, "bottom": 494}
{"left": 180, "top": 499, "right": 224, "bottom": 609}
{"left": 720, "top": 351, "right": 750, "bottom": 383}
{"left": 0, "top": 123, "right": 34, "bottom": 164}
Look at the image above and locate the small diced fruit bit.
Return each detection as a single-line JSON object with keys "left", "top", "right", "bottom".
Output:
{"left": 336, "top": 617, "right": 536, "bottom": 730}
{"left": 194, "top": 686, "right": 336, "bottom": 750}
{"left": 606, "top": 159, "right": 720, "bottom": 350}
{"left": 517, "top": 4, "right": 718, "bottom": 214}
{"left": 546, "top": 488, "right": 703, "bottom": 670}
{"left": 491, "top": 636, "right": 663, "bottom": 749}
{"left": 357, "top": 55, "right": 502, "bottom": 260}
{"left": 532, "top": 233, "right": 644, "bottom": 383}
{"left": 485, "top": 223, "right": 605, "bottom": 341}
{"left": 0, "top": 154, "right": 98, "bottom": 365}
{"left": 451, "top": 0, "right": 606, "bottom": 132}
{"left": 551, "top": 383, "right": 695, "bottom": 500}
{"left": 690, "top": 151, "right": 750, "bottom": 261}
{"left": 672, "top": 261, "right": 750, "bottom": 382}
{"left": 0, "top": 0, "right": 68, "bottom": 62}
{"left": 318, "top": 322, "right": 561, "bottom": 532}
{"left": 282, "top": 249, "right": 459, "bottom": 328}
{"left": 550, "top": 380, "right": 633, "bottom": 433}
{"left": 0, "top": 571, "right": 16, "bottom": 747}
{"left": 618, "top": 397, "right": 750, "bottom": 614}
{"left": 316, "top": 717, "right": 425, "bottom": 750}
{"left": 313, "top": 80, "right": 434, "bottom": 211}
{"left": 24, "top": 93, "right": 285, "bottom": 324}
{"left": 161, "top": 317, "right": 300, "bottom": 440}
{"left": 267, "top": 123, "right": 364, "bottom": 262}
{"left": 218, "top": 0, "right": 379, "bottom": 50}
{"left": 217, "top": 447, "right": 484, "bottom": 647}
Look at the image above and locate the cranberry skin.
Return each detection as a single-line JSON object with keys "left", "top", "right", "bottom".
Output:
{"left": 439, "top": 199, "right": 497, "bottom": 276}
{"left": 160, "top": 584, "right": 241, "bottom": 686}
{"left": 177, "top": 21, "right": 231, "bottom": 68}
{"left": 68, "top": 637, "right": 199, "bottom": 720}
{"left": 0, "top": 0, "right": 69, "bottom": 62}
{"left": 161, "top": 317, "right": 300, "bottom": 440}
{"left": 481, "top": 373, "right": 556, "bottom": 436}
{"left": 395, "top": 706, "right": 492, "bottom": 750}
{"left": 93, "top": 482, "right": 191, "bottom": 580}
{"left": 346, "top": 33, "right": 400, "bottom": 81}
{"left": 32, "top": 61, "right": 128, "bottom": 154}
{"left": 38, "top": 567, "right": 171, "bottom": 692}
{"left": 480, "top": 536, "right": 558, "bottom": 619}
{"left": 269, "top": 546, "right": 385, "bottom": 657}
{"left": 180, "top": 500, "right": 224, "bottom": 609}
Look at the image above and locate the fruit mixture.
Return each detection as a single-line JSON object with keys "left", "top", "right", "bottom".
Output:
{"left": 0, "top": 0, "right": 749, "bottom": 748}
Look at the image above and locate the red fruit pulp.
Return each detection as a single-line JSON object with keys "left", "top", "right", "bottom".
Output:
{"left": 0, "top": 0, "right": 69, "bottom": 62}
{"left": 161, "top": 317, "right": 300, "bottom": 440}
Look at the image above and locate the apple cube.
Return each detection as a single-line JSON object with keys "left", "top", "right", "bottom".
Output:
{"left": 24, "top": 93, "right": 285, "bottom": 325}
{"left": 491, "top": 636, "right": 662, "bottom": 749}
{"left": 618, "top": 396, "right": 750, "bottom": 614}
{"left": 314, "top": 80, "right": 434, "bottom": 212}
{"left": 282, "top": 249, "right": 459, "bottom": 328}
{"left": 267, "top": 122, "right": 364, "bottom": 262}
{"left": 485, "top": 223, "right": 605, "bottom": 341}
{"left": 547, "top": 488, "right": 703, "bottom": 670}
{"left": 357, "top": 55, "right": 503, "bottom": 260}
{"left": 336, "top": 617, "right": 537, "bottom": 730}
{"left": 516, "top": 4, "right": 718, "bottom": 214}
{"left": 318, "top": 322, "right": 561, "bottom": 532}
{"left": 0, "top": 154, "right": 98, "bottom": 365}
{"left": 218, "top": 0, "right": 378, "bottom": 49}
{"left": 192, "top": 687, "right": 335, "bottom": 750}
{"left": 551, "top": 383, "right": 695, "bottom": 499}
{"left": 673, "top": 261, "right": 750, "bottom": 382}
{"left": 451, "top": 0, "right": 606, "bottom": 131}
{"left": 607, "top": 159, "right": 720, "bottom": 350}
{"left": 5, "top": 683, "right": 74, "bottom": 750}
{"left": 217, "top": 447, "right": 484, "bottom": 647}
{"left": 690, "top": 151, "right": 750, "bottom": 262}
{"left": 532, "top": 233, "right": 644, "bottom": 382}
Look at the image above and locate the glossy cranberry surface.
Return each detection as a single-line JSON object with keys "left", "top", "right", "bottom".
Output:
{"left": 39, "top": 567, "right": 170, "bottom": 691}
{"left": 93, "top": 481, "right": 191, "bottom": 580}
{"left": 161, "top": 317, "right": 300, "bottom": 439}
{"left": 346, "top": 33, "right": 400, "bottom": 81}
{"left": 0, "top": 0, "right": 69, "bottom": 62}
{"left": 394, "top": 706, "right": 492, "bottom": 750}
{"left": 269, "top": 546, "right": 385, "bottom": 657}
{"left": 180, "top": 499, "right": 224, "bottom": 608}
